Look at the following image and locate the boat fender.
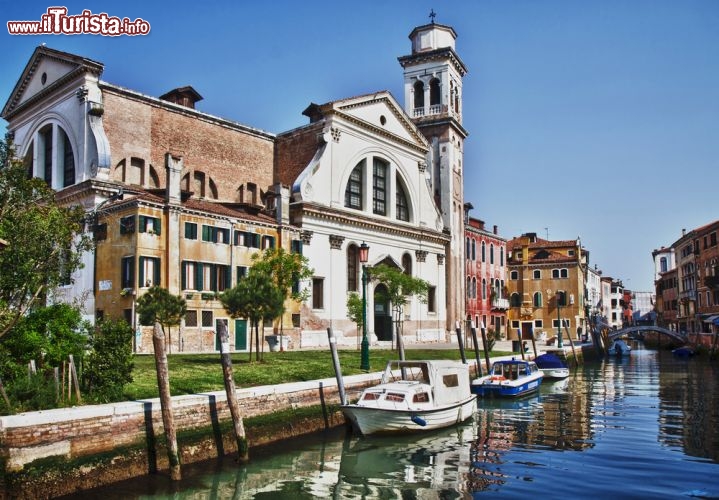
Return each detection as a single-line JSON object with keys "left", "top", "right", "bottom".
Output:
{"left": 411, "top": 415, "right": 427, "bottom": 427}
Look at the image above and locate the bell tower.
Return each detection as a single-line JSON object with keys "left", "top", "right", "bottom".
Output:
{"left": 398, "top": 15, "right": 469, "bottom": 332}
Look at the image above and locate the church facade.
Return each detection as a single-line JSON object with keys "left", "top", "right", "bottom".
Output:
{"left": 1, "top": 21, "right": 469, "bottom": 352}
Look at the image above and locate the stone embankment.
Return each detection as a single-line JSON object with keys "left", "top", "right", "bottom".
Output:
{"left": 0, "top": 373, "right": 379, "bottom": 499}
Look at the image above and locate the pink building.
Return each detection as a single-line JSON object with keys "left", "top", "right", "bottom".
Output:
{"left": 464, "top": 211, "right": 508, "bottom": 337}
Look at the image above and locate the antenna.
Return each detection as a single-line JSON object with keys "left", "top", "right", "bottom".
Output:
{"left": 544, "top": 227, "right": 549, "bottom": 239}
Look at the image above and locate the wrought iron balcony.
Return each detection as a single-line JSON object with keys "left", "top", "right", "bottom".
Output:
{"left": 491, "top": 297, "right": 510, "bottom": 310}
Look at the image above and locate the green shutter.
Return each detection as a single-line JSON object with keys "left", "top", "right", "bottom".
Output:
{"left": 210, "top": 264, "right": 218, "bottom": 292}
{"left": 155, "top": 218, "right": 161, "bottom": 236}
{"left": 225, "top": 265, "right": 232, "bottom": 289}
{"left": 138, "top": 215, "right": 146, "bottom": 233}
{"left": 154, "top": 257, "right": 161, "bottom": 286}
{"left": 181, "top": 261, "right": 187, "bottom": 290}
{"left": 202, "top": 225, "right": 211, "bottom": 242}
{"left": 195, "top": 262, "right": 203, "bottom": 291}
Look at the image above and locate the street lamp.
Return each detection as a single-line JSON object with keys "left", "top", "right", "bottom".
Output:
{"left": 556, "top": 290, "right": 564, "bottom": 348}
{"left": 359, "top": 242, "right": 370, "bottom": 371}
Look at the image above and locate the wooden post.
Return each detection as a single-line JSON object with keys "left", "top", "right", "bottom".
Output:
{"left": 480, "top": 323, "right": 492, "bottom": 374}
{"left": 327, "top": 327, "right": 347, "bottom": 405}
{"left": 529, "top": 326, "right": 538, "bottom": 359}
{"left": 54, "top": 367, "right": 60, "bottom": 402}
{"left": 470, "top": 327, "right": 483, "bottom": 377}
{"left": 68, "top": 355, "right": 81, "bottom": 403}
{"left": 0, "top": 378, "right": 11, "bottom": 410}
{"left": 455, "top": 322, "right": 467, "bottom": 364}
{"left": 564, "top": 323, "right": 578, "bottom": 366}
{"left": 217, "top": 320, "right": 249, "bottom": 463}
{"left": 152, "top": 321, "right": 181, "bottom": 480}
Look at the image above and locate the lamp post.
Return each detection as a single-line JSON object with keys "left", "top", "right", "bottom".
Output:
{"left": 359, "top": 242, "right": 370, "bottom": 371}
{"left": 556, "top": 291, "right": 564, "bottom": 348}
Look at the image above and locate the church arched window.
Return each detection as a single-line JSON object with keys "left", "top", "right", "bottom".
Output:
{"left": 344, "top": 160, "right": 364, "bottom": 210}
{"left": 413, "top": 80, "right": 424, "bottom": 109}
{"left": 429, "top": 78, "right": 440, "bottom": 106}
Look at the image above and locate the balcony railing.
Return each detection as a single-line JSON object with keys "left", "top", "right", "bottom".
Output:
{"left": 412, "top": 104, "right": 451, "bottom": 119}
{"left": 491, "top": 297, "right": 510, "bottom": 310}
{"left": 679, "top": 289, "right": 696, "bottom": 301}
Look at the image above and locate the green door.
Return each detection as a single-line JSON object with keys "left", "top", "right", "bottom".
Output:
{"left": 235, "top": 319, "right": 248, "bottom": 351}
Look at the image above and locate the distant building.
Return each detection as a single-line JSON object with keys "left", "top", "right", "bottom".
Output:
{"left": 506, "top": 233, "right": 588, "bottom": 344}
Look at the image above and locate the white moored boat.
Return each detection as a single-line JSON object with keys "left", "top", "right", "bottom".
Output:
{"left": 341, "top": 360, "right": 477, "bottom": 436}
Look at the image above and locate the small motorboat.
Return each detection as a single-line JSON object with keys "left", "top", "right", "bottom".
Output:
{"left": 534, "top": 353, "right": 570, "bottom": 379}
{"left": 340, "top": 360, "right": 477, "bottom": 436}
{"left": 471, "top": 358, "right": 543, "bottom": 397}
{"left": 609, "top": 339, "right": 632, "bottom": 356}
{"left": 672, "top": 346, "right": 695, "bottom": 357}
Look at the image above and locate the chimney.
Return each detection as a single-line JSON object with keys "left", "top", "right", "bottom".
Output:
{"left": 165, "top": 153, "right": 183, "bottom": 205}
{"left": 493, "top": 225, "right": 498, "bottom": 235}
{"left": 159, "top": 86, "right": 203, "bottom": 109}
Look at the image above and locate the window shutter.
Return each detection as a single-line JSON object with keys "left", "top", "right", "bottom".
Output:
{"left": 139, "top": 215, "right": 146, "bottom": 233}
{"left": 155, "top": 218, "right": 161, "bottom": 236}
{"left": 202, "top": 225, "right": 211, "bottom": 242}
{"left": 154, "top": 257, "right": 161, "bottom": 286}
{"left": 225, "top": 265, "right": 232, "bottom": 289}
{"left": 195, "top": 262, "right": 203, "bottom": 291}
{"left": 181, "top": 261, "right": 187, "bottom": 289}
{"left": 210, "top": 264, "right": 218, "bottom": 291}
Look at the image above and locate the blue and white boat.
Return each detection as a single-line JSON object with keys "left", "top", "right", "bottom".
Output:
{"left": 609, "top": 339, "right": 632, "bottom": 356}
{"left": 471, "top": 358, "right": 543, "bottom": 397}
{"left": 534, "top": 353, "right": 570, "bottom": 379}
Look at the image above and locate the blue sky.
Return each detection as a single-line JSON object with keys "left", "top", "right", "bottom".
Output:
{"left": 2, "top": 0, "right": 718, "bottom": 291}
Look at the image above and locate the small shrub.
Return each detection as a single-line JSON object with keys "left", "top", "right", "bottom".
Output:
{"left": 6, "top": 373, "right": 62, "bottom": 412}
{"left": 83, "top": 319, "right": 134, "bottom": 403}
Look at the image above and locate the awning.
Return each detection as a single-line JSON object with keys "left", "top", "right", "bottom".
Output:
{"left": 702, "top": 314, "right": 719, "bottom": 323}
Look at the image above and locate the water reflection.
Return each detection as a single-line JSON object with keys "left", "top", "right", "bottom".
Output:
{"left": 69, "top": 347, "right": 719, "bottom": 499}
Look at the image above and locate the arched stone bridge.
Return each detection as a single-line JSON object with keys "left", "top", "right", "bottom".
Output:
{"left": 603, "top": 325, "right": 688, "bottom": 344}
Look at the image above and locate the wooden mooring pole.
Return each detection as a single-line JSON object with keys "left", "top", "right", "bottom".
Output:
{"left": 152, "top": 322, "right": 181, "bottom": 481}
{"left": 217, "top": 320, "right": 248, "bottom": 463}
{"left": 327, "top": 327, "right": 347, "bottom": 405}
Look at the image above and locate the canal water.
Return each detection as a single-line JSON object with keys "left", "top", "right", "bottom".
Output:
{"left": 69, "top": 344, "right": 719, "bottom": 499}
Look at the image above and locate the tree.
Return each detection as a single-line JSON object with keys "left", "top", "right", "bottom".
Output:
{"left": 0, "top": 135, "right": 92, "bottom": 338}
{"left": 219, "top": 267, "right": 284, "bottom": 362}
{"left": 83, "top": 319, "right": 134, "bottom": 403}
{"left": 346, "top": 292, "right": 364, "bottom": 335}
{"left": 368, "top": 264, "right": 430, "bottom": 360}
{"left": 250, "top": 248, "right": 313, "bottom": 350}
{"left": 135, "top": 286, "right": 187, "bottom": 354}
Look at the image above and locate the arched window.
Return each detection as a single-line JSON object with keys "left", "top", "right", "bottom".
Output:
{"left": 344, "top": 160, "right": 364, "bottom": 209}
{"left": 413, "top": 80, "right": 424, "bottom": 109}
{"left": 472, "top": 277, "right": 477, "bottom": 299}
{"left": 396, "top": 177, "right": 409, "bottom": 222}
{"left": 500, "top": 247, "right": 505, "bottom": 266}
{"left": 466, "top": 276, "right": 472, "bottom": 299}
{"left": 481, "top": 241, "right": 486, "bottom": 262}
{"left": 347, "top": 244, "right": 359, "bottom": 292}
{"left": 482, "top": 278, "right": 487, "bottom": 300}
{"left": 490, "top": 244, "right": 495, "bottom": 264}
{"left": 510, "top": 293, "right": 521, "bottom": 307}
{"left": 59, "top": 128, "right": 75, "bottom": 187}
{"left": 471, "top": 240, "right": 476, "bottom": 260}
{"left": 533, "top": 292, "right": 543, "bottom": 307}
{"left": 660, "top": 257, "right": 668, "bottom": 273}
{"left": 372, "top": 158, "right": 387, "bottom": 215}
{"left": 402, "top": 253, "right": 412, "bottom": 276}
{"left": 429, "top": 78, "right": 440, "bottom": 106}
{"left": 466, "top": 238, "right": 471, "bottom": 257}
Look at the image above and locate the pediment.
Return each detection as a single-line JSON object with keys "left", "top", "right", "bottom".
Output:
{"left": 2, "top": 46, "right": 103, "bottom": 119}
{"left": 330, "top": 91, "right": 429, "bottom": 151}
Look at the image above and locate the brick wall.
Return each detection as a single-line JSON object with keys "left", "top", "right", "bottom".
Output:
{"left": 101, "top": 87, "right": 275, "bottom": 203}
{"left": 274, "top": 123, "right": 323, "bottom": 188}
{"left": 0, "top": 374, "right": 376, "bottom": 497}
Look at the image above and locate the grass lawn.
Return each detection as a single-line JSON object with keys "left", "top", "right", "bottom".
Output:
{"left": 125, "top": 348, "right": 502, "bottom": 400}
